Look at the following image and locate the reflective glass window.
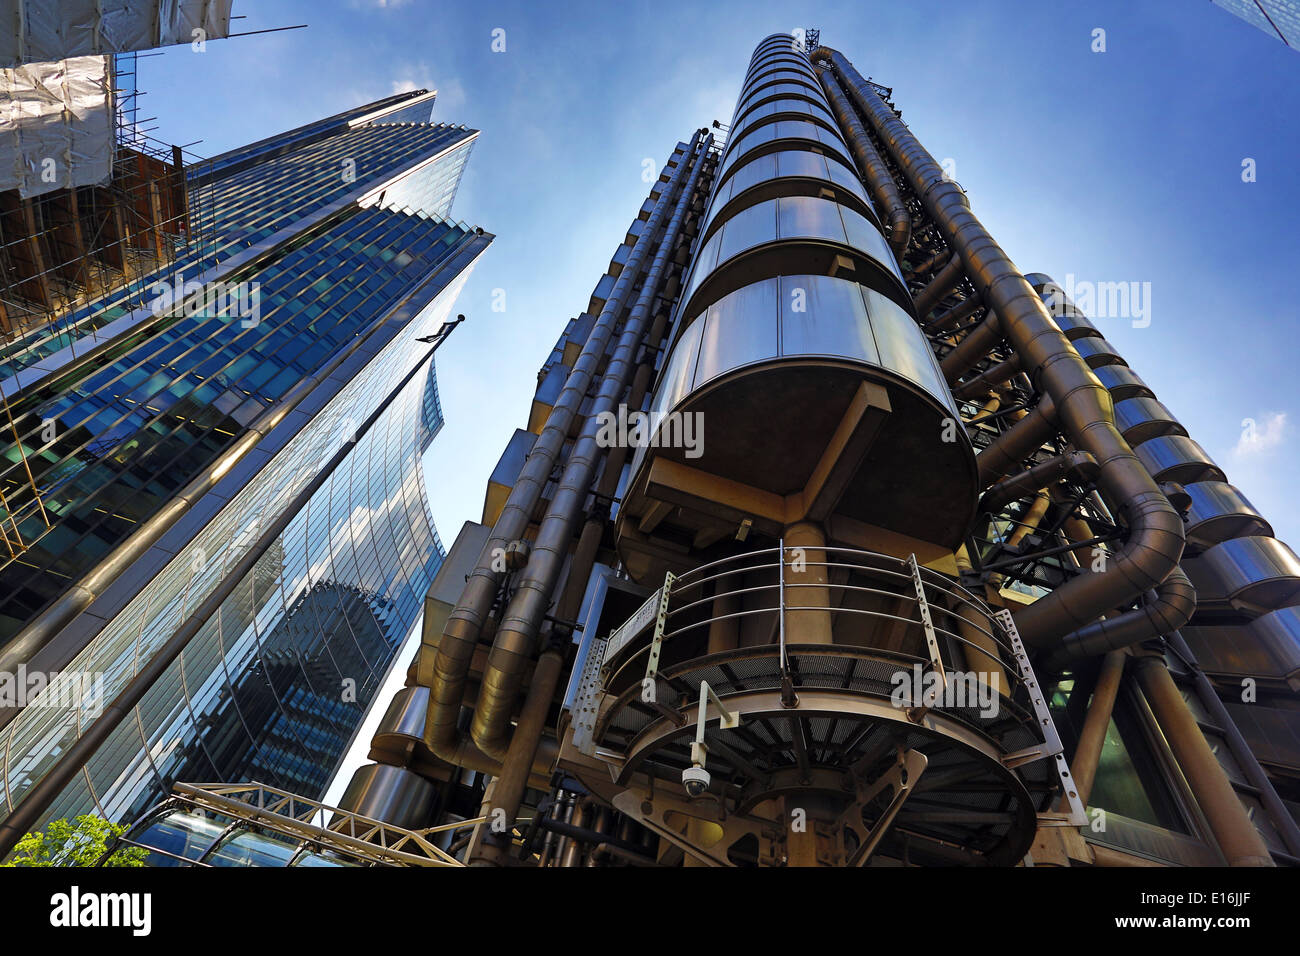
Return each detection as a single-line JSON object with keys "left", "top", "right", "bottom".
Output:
{"left": 777, "top": 149, "right": 829, "bottom": 179}
{"left": 780, "top": 275, "right": 880, "bottom": 364}
{"left": 826, "top": 157, "right": 867, "bottom": 195}
{"left": 717, "top": 200, "right": 778, "bottom": 263}
{"left": 653, "top": 316, "right": 705, "bottom": 416}
{"left": 729, "top": 151, "right": 778, "bottom": 197}
{"left": 695, "top": 279, "right": 779, "bottom": 385}
{"left": 861, "top": 287, "right": 946, "bottom": 398}
{"left": 684, "top": 231, "right": 723, "bottom": 301}
{"left": 777, "top": 195, "right": 847, "bottom": 243}
{"left": 841, "top": 208, "right": 901, "bottom": 277}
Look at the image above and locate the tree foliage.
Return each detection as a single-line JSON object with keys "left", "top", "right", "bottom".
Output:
{"left": 2, "top": 814, "right": 147, "bottom": 867}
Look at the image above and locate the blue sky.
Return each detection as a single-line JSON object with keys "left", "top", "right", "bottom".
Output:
{"left": 143, "top": 0, "right": 1300, "bottom": 546}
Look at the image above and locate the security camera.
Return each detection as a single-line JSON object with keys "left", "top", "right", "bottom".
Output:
{"left": 682, "top": 765, "right": 711, "bottom": 798}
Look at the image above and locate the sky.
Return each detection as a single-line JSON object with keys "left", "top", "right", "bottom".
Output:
{"left": 142, "top": 0, "right": 1300, "bottom": 549}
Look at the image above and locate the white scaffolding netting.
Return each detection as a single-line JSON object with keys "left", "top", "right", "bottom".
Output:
{"left": 0, "top": 0, "right": 236, "bottom": 67}
{"left": 0, "top": 55, "right": 113, "bottom": 198}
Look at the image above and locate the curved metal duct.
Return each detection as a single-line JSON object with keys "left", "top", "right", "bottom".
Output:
{"left": 1183, "top": 535, "right": 1300, "bottom": 611}
{"left": 816, "top": 67, "right": 910, "bottom": 255}
{"left": 422, "top": 132, "right": 705, "bottom": 768}
{"left": 975, "top": 393, "right": 1056, "bottom": 487}
{"left": 334, "top": 763, "right": 436, "bottom": 831}
{"left": 1093, "top": 364, "right": 1155, "bottom": 401}
{"left": 912, "top": 252, "right": 965, "bottom": 319}
{"left": 1042, "top": 566, "right": 1196, "bottom": 671}
{"left": 1183, "top": 480, "right": 1273, "bottom": 551}
{"left": 927, "top": 292, "right": 984, "bottom": 332}
{"left": 1113, "top": 396, "right": 1186, "bottom": 446}
{"left": 952, "top": 355, "right": 1020, "bottom": 401}
{"left": 471, "top": 135, "right": 714, "bottom": 761}
{"left": 1133, "top": 435, "right": 1227, "bottom": 486}
{"left": 815, "top": 48, "right": 1185, "bottom": 649}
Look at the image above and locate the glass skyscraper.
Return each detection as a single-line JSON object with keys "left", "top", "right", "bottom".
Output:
{"left": 0, "top": 88, "right": 491, "bottom": 843}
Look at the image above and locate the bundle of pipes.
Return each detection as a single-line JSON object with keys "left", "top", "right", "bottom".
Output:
{"left": 813, "top": 47, "right": 1186, "bottom": 657}
{"left": 419, "top": 132, "right": 714, "bottom": 864}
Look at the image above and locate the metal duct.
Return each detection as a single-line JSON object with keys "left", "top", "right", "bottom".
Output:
{"left": 978, "top": 450, "right": 1098, "bottom": 515}
{"left": 975, "top": 393, "right": 1056, "bottom": 487}
{"left": 421, "top": 132, "right": 704, "bottom": 768}
{"left": 816, "top": 50, "right": 1184, "bottom": 649}
{"left": 471, "top": 135, "right": 713, "bottom": 761}
{"left": 952, "top": 355, "right": 1020, "bottom": 401}
{"left": 816, "top": 67, "right": 911, "bottom": 255}
{"left": 912, "top": 252, "right": 965, "bottom": 319}
{"left": 1042, "top": 567, "right": 1196, "bottom": 671}
{"left": 927, "top": 293, "right": 984, "bottom": 332}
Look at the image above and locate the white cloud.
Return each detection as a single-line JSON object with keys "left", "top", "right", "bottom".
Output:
{"left": 1233, "top": 411, "right": 1288, "bottom": 457}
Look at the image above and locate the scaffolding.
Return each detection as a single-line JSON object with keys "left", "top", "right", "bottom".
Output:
{"left": 0, "top": 51, "right": 219, "bottom": 557}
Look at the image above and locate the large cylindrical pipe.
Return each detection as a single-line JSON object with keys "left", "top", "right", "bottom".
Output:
{"left": 470, "top": 646, "right": 565, "bottom": 866}
{"left": 1065, "top": 650, "right": 1126, "bottom": 808}
{"left": 817, "top": 67, "right": 911, "bottom": 256}
{"left": 911, "top": 252, "right": 964, "bottom": 319}
{"left": 1133, "top": 655, "right": 1274, "bottom": 866}
{"left": 952, "top": 355, "right": 1020, "bottom": 402}
{"left": 1043, "top": 568, "right": 1196, "bottom": 671}
{"left": 975, "top": 394, "right": 1056, "bottom": 488}
{"left": 818, "top": 48, "right": 1184, "bottom": 650}
{"left": 784, "top": 521, "right": 834, "bottom": 645}
{"left": 1167, "top": 632, "right": 1300, "bottom": 857}
{"left": 471, "top": 136, "right": 713, "bottom": 760}
{"left": 978, "top": 450, "right": 1097, "bottom": 515}
{"left": 423, "top": 132, "right": 704, "bottom": 766}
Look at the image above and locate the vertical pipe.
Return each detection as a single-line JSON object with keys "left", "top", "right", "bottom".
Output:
{"left": 423, "top": 132, "right": 703, "bottom": 766}
{"left": 1168, "top": 633, "right": 1300, "bottom": 857}
{"left": 1133, "top": 655, "right": 1274, "bottom": 867}
{"left": 470, "top": 646, "right": 565, "bottom": 867}
{"left": 817, "top": 47, "right": 1184, "bottom": 650}
{"left": 471, "top": 136, "right": 712, "bottom": 760}
{"left": 1066, "top": 650, "right": 1125, "bottom": 809}
{"left": 784, "top": 521, "right": 834, "bottom": 645}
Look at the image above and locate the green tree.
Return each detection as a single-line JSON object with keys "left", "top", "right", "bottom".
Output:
{"left": 2, "top": 814, "right": 147, "bottom": 867}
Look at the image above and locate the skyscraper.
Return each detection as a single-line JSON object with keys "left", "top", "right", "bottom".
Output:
{"left": 0, "top": 88, "right": 491, "bottom": 849}
{"left": 299, "top": 33, "right": 1298, "bottom": 869}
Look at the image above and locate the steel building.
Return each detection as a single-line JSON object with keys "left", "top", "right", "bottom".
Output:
{"left": 258, "top": 32, "right": 1300, "bottom": 870}
{"left": 0, "top": 88, "right": 492, "bottom": 852}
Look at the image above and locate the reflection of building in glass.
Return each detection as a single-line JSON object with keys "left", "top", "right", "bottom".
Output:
{"left": 0, "top": 86, "right": 490, "bottom": 851}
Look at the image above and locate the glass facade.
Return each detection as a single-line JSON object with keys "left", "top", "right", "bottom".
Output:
{"left": 0, "top": 105, "right": 477, "bottom": 642}
{"left": 0, "top": 90, "right": 489, "bottom": 831}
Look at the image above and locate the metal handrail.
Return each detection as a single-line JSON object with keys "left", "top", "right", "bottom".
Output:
{"left": 605, "top": 545, "right": 1038, "bottom": 712}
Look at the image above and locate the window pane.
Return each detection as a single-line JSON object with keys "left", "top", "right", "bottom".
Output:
{"left": 653, "top": 316, "right": 705, "bottom": 417}
{"left": 777, "top": 149, "right": 828, "bottom": 180}
{"left": 729, "top": 152, "right": 778, "bottom": 197}
{"left": 695, "top": 278, "right": 779, "bottom": 385}
{"left": 862, "top": 287, "right": 947, "bottom": 399}
{"left": 842, "top": 208, "right": 901, "bottom": 278}
{"left": 781, "top": 275, "right": 880, "bottom": 363}
{"left": 717, "top": 200, "right": 778, "bottom": 263}
{"left": 777, "top": 195, "right": 847, "bottom": 243}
